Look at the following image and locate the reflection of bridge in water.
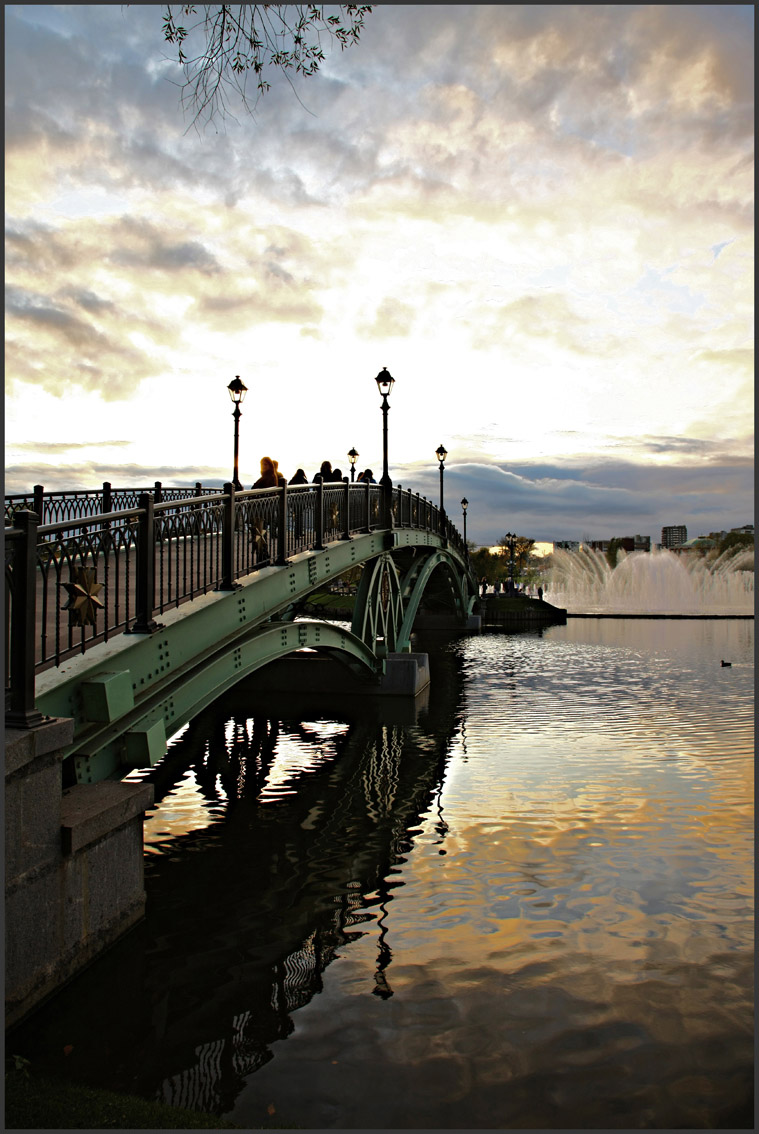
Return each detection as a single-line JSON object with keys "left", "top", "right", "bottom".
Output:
{"left": 9, "top": 649, "right": 465, "bottom": 1117}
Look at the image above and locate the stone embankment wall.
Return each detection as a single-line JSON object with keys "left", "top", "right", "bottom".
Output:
{"left": 478, "top": 599, "right": 567, "bottom": 629}
{"left": 6, "top": 719, "right": 153, "bottom": 1028}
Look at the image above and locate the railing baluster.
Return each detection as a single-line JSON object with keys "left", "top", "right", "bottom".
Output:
{"left": 33, "top": 485, "right": 44, "bottom": 526}
{"left": 219, "top": 483, "right": 237, "bottom": 590}
{"left": 341, "top": 478, "right": 351, "bottom": 540}
{"left": 5, "top": 511, "right": 44, "bottom": 728}
{"left": 128, "top": 493, "right": 161, "bottom": 633}
{"left": 314, "top": 479, "right": 325, "bottom": 550}
{"left": 364, "top": 479, "right": 371, "bottom": 533}
{"left": 277, "top": 483, "right": 290, "bottom": 565}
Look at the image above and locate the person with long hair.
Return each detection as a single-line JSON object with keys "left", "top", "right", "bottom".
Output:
{"left": 252, "top": 457, "right": 282, "bottom": 488}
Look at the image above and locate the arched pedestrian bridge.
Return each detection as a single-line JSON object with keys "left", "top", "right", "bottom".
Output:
{"left": 6, "top": 480, "right": 479, "bottom": 785}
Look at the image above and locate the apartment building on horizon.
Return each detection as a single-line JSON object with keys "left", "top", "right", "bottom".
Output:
{"left": 661, "top": 525, "right": 687, "bottom": 548}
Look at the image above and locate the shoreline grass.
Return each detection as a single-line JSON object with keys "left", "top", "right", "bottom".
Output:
{"left": 5, "top": 1065, "right": 303, "bottom": 1130}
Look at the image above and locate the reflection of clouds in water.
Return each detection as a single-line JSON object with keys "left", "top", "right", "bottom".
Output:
{"left": 258, "top": 725, "right": 347, "bottom": 803}
{"left": 139, "top": 769, "right": 226, "bottom": 849}
{"left": 456, "top": 625, "right": 753, "bottom": 788}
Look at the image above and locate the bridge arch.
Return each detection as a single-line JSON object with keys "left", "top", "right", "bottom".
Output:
{"left": 348, "top": 545, "right": 478, "bottom": 658}
{"left": 395, "top": 547, "right": 477, "bottom": 651}
{"left": 56, "top": 618, "right": 383, "bottom": 783}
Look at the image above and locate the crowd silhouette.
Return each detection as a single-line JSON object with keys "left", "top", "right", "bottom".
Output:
{"left": 251, "top": 457, "right": 376, "bottom": 488}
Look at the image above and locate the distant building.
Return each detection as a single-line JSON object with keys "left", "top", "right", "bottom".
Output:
{"left": 661, "top": 525, "right": 687, "bottom": 548}
{"left": 584, "top": 535, "right": 651, "bottom": 554}
{"left": 731, "top": 524, "right": 754, "bottom": 536}
{"left": 554, "top": 540, "right": 580, "bottom": 552}
{"left": 676, "top": 536, "right": 716, "bottom": 555}
{"left": 616, "top": 535, "right": 651, "bottom": 552}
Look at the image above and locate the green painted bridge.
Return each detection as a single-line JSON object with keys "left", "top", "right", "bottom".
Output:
{"left": 6, "top": 481, "right": 479, "bottom": 785}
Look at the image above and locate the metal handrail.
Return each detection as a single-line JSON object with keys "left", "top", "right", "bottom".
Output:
{"left": 4, "top": 481, "right": 220, "bottom": 526}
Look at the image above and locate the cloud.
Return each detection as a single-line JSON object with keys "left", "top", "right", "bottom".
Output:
{"left": 107, "top": 218, "right": 220, "bottom": 274}
{"left": 12, "top": 440, "right": 132, "bottom": 453}
{"left": 394, "top": 452, "right": 754, "bottom": 544}
{"left": 4, "top": 4, "right": 753, "bottom": 540}
{"left": 4, "top": 462, "right": 231, "bottom": 496}
{"left": 360, "top": 297, "right": 416, "bottom": 338}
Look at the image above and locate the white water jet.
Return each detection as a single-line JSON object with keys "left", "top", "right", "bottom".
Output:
{"left": 545, "top": 546, "right": 754, "bottom": 615}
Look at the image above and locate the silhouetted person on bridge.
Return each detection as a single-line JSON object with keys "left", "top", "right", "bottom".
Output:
{"left": 538, "top": 586, "right": 543, "bottom": 601}
{"left": 332, "top": 468, "right": 344, "bottom": 482}
{"left": 313, "top": 461, "right": 333, "bottom": 483}
{"left": 252, "top": 457, "right": 280, "bottom": 489}
{"left": 289, "top": 468, "right": 308, "bottom": 485}
{"left": 357, "top": 469, "right": 376, "bottom": 483}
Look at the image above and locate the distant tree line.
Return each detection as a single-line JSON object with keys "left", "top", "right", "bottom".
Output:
{"left": 468, "top": 535, "right": 540, "bottom": 589}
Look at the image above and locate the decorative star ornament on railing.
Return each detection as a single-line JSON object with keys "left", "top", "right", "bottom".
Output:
{"left": 251, "top": 518, "right": 268, "bottom": 555}
{"left": 62, "top": 568, "right": 105, "bottom": 626}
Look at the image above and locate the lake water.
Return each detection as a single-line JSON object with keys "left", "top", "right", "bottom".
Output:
{"left": 10, "top": 618, "right": 754, "bottom": 1129}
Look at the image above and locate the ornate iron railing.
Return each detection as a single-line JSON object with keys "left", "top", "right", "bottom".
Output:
{"left": 4, "top": 481, "right": 220, "bottom": 527}
{"left": 5, "top": 481, "right": 467, "bottom": 726}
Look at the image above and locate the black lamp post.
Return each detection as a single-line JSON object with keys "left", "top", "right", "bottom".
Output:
{"left": 375, "top": 368, "right": 394, "bottom": 527}
{"left": 436, "top": 443, "right": 447, "bottom": 537}
{"left": 348, "top": 447, "right": 359, "bottom": 482}
{"left": 227, "top": 375, "right": 248, "bottom": 491}
{"left": 435, "top": 444, "right": 447, "bottom": 511}
{"left": 461, "top": 497, "right": 469, "bottom": 559}
{"left": 375, "top": 368, "right": 395, "bottom": 488}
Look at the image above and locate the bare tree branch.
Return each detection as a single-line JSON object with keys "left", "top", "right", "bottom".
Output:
{"left": 150, "top": 4, "right": 373, "bottom": 131}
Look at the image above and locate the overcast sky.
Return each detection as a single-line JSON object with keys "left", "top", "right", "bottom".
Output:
{"left": 5, "top": 4, "right": 754, "bottom": 544}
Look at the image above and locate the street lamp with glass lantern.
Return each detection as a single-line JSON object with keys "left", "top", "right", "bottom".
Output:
{"left": 374, "top": 367, "right": 395, "bottom": 526}
{"left": 227, "top": 375, "right": 248, "bottom": 491}
{"left": 436, "top": 444, "right": 447, "bottom": 534}
{"left": 374, "top": 368, "right": 395, "bottom": 488}
{"left": 461, "top": 497, "right": 469, "bottom": 559}
{"left": 348, "top": 447, "right": 359, "bottom": 482}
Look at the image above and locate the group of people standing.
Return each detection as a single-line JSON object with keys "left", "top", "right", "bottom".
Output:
{"left": 252, "top": 457, "right": 376, "bottom": 489}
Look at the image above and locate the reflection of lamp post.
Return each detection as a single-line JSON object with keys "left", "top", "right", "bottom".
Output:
{"left": 373, "top": 875, "right": 394, "bottom": 999}
{"left": 504, "top": 531, "right": 516, "bottom": 591}
{"left": 375, "top": 368, "right": 395, "bottom": 526}
{"left": 227, "top": 375, "right": 248, "bottom": 491}
{"left": 348, "top": 447, "right": 359, "bottom": 482}
{"left": 461, "top": 497, "right": 469, "bottom": 559}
